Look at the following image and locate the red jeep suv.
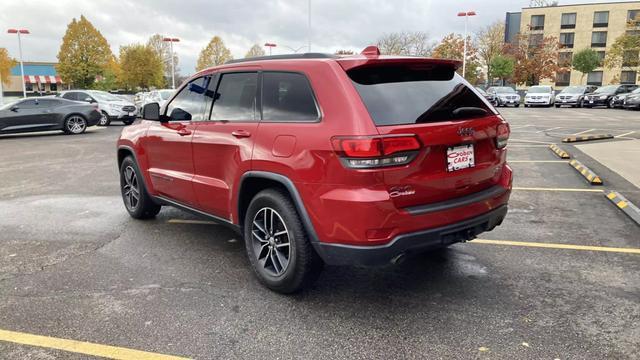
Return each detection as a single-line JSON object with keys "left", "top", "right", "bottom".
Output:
{"left": 117, "top": 46, "right": 512, "bottom": 293}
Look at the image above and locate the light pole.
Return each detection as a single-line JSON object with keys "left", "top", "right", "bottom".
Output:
{"left": 8, "top": 28, "right": 30, "bottom": 98}
{"left": 457, "top": 11, "right": 476, "bottom": 79}
{"left": 162, "top": 37, "right": 179, "bottom": 89}
{"left": 264, "top": 43, "right": 277, "bottom": 56}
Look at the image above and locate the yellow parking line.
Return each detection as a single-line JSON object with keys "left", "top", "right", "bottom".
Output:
{"left": 513, "top": 187, "right": 604, "bottom": 193}
{"left": 0, "top": 329, "right": 190, "bottom": 360}
{"left": 167, "top": 219, "right": 218, "bottom": 225}
{"left": 472, "top": 239, "right": 640, "bottom": 254}
{"left": 509, "top": 160, "right": 568, "bottom": 163}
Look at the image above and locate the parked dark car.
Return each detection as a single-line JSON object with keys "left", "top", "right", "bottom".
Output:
{"left": 611, "top": 87, "right": 640, "bottom": 108}
{"left": 623, "top": 88, "right": 640, "bottom": 110}
{"left": 475, "top": 87, "right": 497, "bottom": 106}
{"left": 583, "top": 84, "right": 639, "bottom": 108}
{"left": 0, "top": 97, "right": 101, "bottom": 135}
{"left": 554, "top": 85, "right": 597, "bottom": 108}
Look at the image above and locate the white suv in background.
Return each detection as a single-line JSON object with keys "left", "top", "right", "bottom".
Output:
{"left": 524, "top": 86, "right": 555, "bottom": 107}
{"left": 143, "top": 89, "right": 175, "bottom": 108}
{"left": 58, "top": 90, "right": 137, "bottom": 126}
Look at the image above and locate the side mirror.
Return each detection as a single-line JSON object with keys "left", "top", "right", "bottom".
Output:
{"left": 84, "top": 97, "right": 94, "bottom": 103}
{"left": 10, "top": 106, "right": 18, "bottom": 112}
{"left": 142, "top": 102, "right": 161, "bottom": 121}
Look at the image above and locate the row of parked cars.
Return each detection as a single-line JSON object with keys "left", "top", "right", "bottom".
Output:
{"left": 476, "top": 84, "right": 640, "bottom": 110}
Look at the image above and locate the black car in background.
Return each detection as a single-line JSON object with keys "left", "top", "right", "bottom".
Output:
{"left": 583, "top": 84, "right": 639, "bottom": 108}
{"left": 0, "top": 97, "right": 101, "bottom": 135}
{"left": 475, "top": 87, "right": 497, "bottom": 106}
{"left": 623, "top": 89, "right": 640, "bottom": 110}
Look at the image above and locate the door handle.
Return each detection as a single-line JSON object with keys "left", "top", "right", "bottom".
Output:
{"left": 177, "top": 128, "right": 192, "bottom": 136}
{"left": 231, "top": 130, "right": 251, "bottom": 138}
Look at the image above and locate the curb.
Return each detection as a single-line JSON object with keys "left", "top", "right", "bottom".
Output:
{"left": 562, "top": 134, "right": 614, "bottom": 143}
{"left": 605, "top": 190, "right": 640, "bottom": 226}
{"left": 569, "top": 159, "right": 603, "bottom": 185}
{"left": 549, "top": 144, "right": 570, "bottom": 159}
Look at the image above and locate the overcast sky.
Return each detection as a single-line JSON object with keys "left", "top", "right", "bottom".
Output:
{"left": 0, "top": 0, "right": 633, "bottom": 75}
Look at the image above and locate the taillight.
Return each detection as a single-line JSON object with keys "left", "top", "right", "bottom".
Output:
{"left": 332, "top": 135, "right": 421, "bottom": 169}
{"left": 496, "top": 122, "right": 510, "bottom": 149}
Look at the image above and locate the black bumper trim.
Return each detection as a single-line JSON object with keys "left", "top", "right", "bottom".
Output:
{"left": 315, "top": 205, "right": 508, "bottom": 266}
{"left": 404, "top": 185, "right": 507, "bottom": 215}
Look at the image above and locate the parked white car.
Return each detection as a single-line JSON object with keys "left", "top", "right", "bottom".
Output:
{"left": 524, "top": 86, "right": 555, "bottom": 107}
{"left": 58, "top": 90, "right": 137, "bottom": 126}
{"left": 144, "top": 89, "right": 175, "bottom": 108}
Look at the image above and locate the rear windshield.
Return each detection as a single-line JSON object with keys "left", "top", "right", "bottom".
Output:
{"left": 348, "top": 65, "right": 490, "bottom": 126}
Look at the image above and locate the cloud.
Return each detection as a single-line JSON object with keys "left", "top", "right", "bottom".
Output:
{"left": 0, "top": 0, "right": 623, "bottom": 76}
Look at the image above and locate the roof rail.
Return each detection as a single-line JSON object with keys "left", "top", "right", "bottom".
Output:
{"left": 225, "top": 53, "right": 337, "bottom": 64}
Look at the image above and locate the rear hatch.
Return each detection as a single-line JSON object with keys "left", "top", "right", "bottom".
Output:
{"left": 339, "top": 57, "right": 507, "bottom": 209}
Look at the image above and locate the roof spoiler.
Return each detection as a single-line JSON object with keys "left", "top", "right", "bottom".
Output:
{"left": 337, "top": 47, "right": 462, "bottom": 72}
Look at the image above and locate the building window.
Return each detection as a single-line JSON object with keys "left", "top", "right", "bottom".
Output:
{"left": 628, "top": 10, "right": 640, "bottom": 26}
{"left": 561, "top": 13, "right": 576, "bottom": 29}
{"left": 591, "top": 32, "right": 607, "bottom": 48}
{"left": 50, "top": 83, "right": 57, "bottom": 92}
{"left": 556, "top": 71, "right": 571, "bottom": 86}
{"left": 559, "top": 33, "right": 574, "bottom": 49}
{"left": 530, "top": 15, "right": 545, "bottom": 31}
{"left": 621, "top": 71, "right": 637, "bottom": 84}
{"left": 587, "top": 71, "right": 603, "bottom": 86}
{"left": 529, "top": 33, "right": 544, "bottom": 47}
{"left": 593, "top": 11, "right": 609, "bottom": 27}
{"left": 558, "top": 52, "right": 573, "bottom": 67}
{"left": 595, "top": 51, "right": 606, "bottom": 67}
{"left": 25, "top": 83, "right": 33, "bottom": 92}
{"left": 623, "top": 50, "right": 640, "bottom": 67}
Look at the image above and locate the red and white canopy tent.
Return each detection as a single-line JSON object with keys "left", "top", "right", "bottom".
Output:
{"left": 23, "top": 75, "right": 63, "bottom": 84}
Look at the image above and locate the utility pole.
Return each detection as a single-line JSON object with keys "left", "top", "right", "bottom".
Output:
{"left": 457, "top": 11, "right": 476, "bottom": 79}
{"left": 8, "top": 28, "right": 30, "bottom": 98}
{"left": 162, "top": 37, "right": 180, "bottom": 89}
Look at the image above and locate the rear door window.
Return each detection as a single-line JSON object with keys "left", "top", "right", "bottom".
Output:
{"left": 348, "top": 65, "right": 490, "bottom": 126}
{"left": 261, "top": 72, "right": 319, "bottom": 122}
{"left": 210, "top": 72, "right": 258, "bottom": 121}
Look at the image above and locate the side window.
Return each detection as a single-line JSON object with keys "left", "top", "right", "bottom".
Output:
{"left": 17, "top": 100, "right": 39, "bottom": 109}
{"left": 62, "top": 92, "right": 77, "bottom": 101}
{"left": 261, "top": 72, "right": 319, "bottom": 122}
{"left": 210, "top": 72, "right": 258, "bottom": 121}
{"left": 78, "top": 93, "right": 92, "bottom": 102}
{"left": 166, "top": 77, "right": 208, "bottom": 121}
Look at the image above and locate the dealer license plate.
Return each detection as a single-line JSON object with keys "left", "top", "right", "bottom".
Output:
{"left": 447, "top": 144, "right": 475, "bottom": 172}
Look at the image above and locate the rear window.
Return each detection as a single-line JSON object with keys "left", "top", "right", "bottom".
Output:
{"left": 348, "top": 65, "right": 490, "bottom": 126}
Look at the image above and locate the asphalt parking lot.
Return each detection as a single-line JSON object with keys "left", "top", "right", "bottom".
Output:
{"left": 0, "top": 108, "right": 639, "bottom": 359}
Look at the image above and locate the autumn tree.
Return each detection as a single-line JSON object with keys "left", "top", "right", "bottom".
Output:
{"left": 490, "top": 55, "right": 515, "bottom": 85}
{"left": 196, "top": 36, "right": 233, "bottom": 71}
{"left": 505, "top": 33, "right": 562, "bottom": 85}
{"left": 147, "top": 34, "right": 179, "bottom": 81}
{"left": 91, "top": 56, "right": 121, "bottom": 91}
{"left": 57, "top": 15, "right": 113, "bottom": 88}
{"left": 572, "top": 49, "right": 600, "bottom": 83}
{"left": 119, "top": 44, "right": 164, "bottom": 90}
{"left": 476, "top": 21, "right": 505, "bottom": 83}
{"left": 604, "top": 33, "right": 640, "bottom": 71}
{"left": 432, "top": 33, "right": 481, "bottom": 82}
{"left": 376, "top": 31, "right": 433, "bottom": 57}
{"left": 0, "top": 48, "right": 16, "bottom": 86}
{"left": 245, "top": 44, "right": 266, "bottom": 58}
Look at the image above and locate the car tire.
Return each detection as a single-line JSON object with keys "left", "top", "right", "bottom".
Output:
{"left": 99, "top": 111, "right": 111, "bottom": 126}
{"left": 119, "top": 156, "right": 161, "bottom": 219}
{"left": 244, "top": 188, "right": 323, "bottom": 294}
{"left": 515, "top": 104, "right": 520, "bottom": 107}
{"left": 63, "top": 114, "right": 87, "bottom": 135}
{"left": 607, "top": 99, "right": 613, "bottom": 109}
{"left": 555, "top": 104, "right": 560, "bottom": 108}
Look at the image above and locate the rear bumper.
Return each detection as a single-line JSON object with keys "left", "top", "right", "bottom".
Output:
{"left": 316, "top": 205, "right": 508, "bottom": 266}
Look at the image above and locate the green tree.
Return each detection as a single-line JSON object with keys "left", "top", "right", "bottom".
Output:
{"left": 245, "top": 44, "right": 265, "bottom": 58}
{"left": 604, "top": 33, "right": 640, "bottom": 71}
{"left": 432, "top": 33, "right": 481, "bottom": 83}
{"left": 196, "top": 36, "right": 233, "bottom": 71}
{"left": 572, "top": 49, "right": 600, "bottom": 83}
{"left": 0, "top": 48, "right": 17, "bottom": 86}
{"left": 490, "top": 55, "right": 515, "bottom": 85}
{"left": 91, "top": 57, "right": 121, "bottom": 90}
{"left": 476, "top": 21, "right": 506, "bottom": 82}
{"left": 119, "top": 44, "right": 164, "bottom": 90}
{"left": 56, "top": 15, "right": 114, "bottom": 88}
{"left": 147, "top": 34, "right": 179, "bottom": 81}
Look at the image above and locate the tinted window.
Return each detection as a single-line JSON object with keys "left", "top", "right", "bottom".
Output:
{"left": 210, "top": 72, "right": 257, "bottom": 121}
{"left": 38, "top": 99, "right": 60, "bottom": 108}
{"left": 262, "top": 72, "right": 319, "bottom": 122}
{"left": 17, "top": 100, "right": 39, "bottom": 109}
{"left": 166, "top": 77, "right": 208, "bottom": 121}
{"left": 348, "top": 65, "right": 490, "bottom": 126}
{"left": 62, "top": 92, "right": 78, "bottom": 101}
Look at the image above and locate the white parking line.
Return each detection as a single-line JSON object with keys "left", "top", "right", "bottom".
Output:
{"left": 573, "top": 129, "right": 595, "bottom": 135}
{"left": 615, "top": 131, "right": 636, "bottom": 138}
{"left": 536, "top": 127, "right": 562, "bottom": 133}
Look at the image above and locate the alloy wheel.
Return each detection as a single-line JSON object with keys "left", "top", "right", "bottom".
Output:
{"left": 67, "top": 116, "right": 86, "bottom": 134}
{"left": 99, "top": 112, "right": 109, "bottom": 126}
{"left": 251, "top": 207, "right": 291, "bottom": 276}
{"left": 122, "top": 166, "right": 140, "bottom": 211}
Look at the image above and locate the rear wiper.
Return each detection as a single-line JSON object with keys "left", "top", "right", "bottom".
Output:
{"left": 451, "top": 107, "right": 488, "bottom": 118}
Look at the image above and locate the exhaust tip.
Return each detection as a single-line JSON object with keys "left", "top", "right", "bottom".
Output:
{"left": 391, "top": 253, "right": 407, "bottom": 265}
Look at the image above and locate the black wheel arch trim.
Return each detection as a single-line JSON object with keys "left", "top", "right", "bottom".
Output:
{"left": 238, "top": 171, "right": 322, "bottom": 247}
{"left": 117, "top": 145, "right": 154, "bottom": 202}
